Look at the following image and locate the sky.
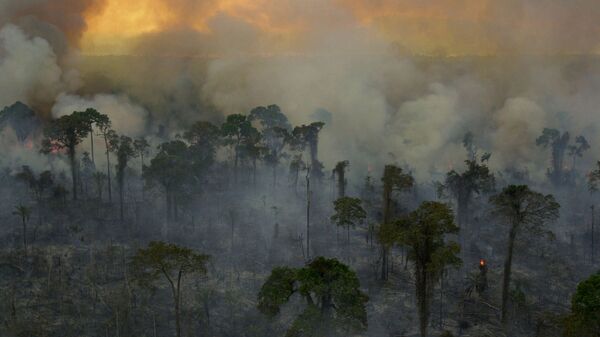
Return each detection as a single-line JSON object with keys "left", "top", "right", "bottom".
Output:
{"left": 78, "top": 0, "right": 600, "bottom": 56}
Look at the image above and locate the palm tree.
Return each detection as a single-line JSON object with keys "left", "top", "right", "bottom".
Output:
{"left": 489, "top": 185, "right": 559, "bottom": 327}
{"left": 13, "top": 205, "right": 31, "bottom": 251}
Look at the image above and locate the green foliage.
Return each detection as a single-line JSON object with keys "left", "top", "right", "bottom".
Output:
{"left": 331, "top": 197, "right": 366, "bottom": 230}
{"left": 382, "top": 165, "right": 415, "bottom": 195}
{"left": 258, "top": 257, "right": 368, "bottom": 336}
{"left": 249, "top": 104, "right": 291, "bottom": 131}
{"left": 40, "top": 113, "right": 91, "bottom": 154}
{"left": 383, "top": 201, "right": 461, "bottom": 337}
{"left": 393, "top": 201, "right": 462, "bottom": 273}
{"left": 184, "top": 121, "right": 221, "bottom": 163}
{"left": 490, "top": 185, "right": 560, "bottom": 232}
{"left": 564, "top": 271, "right": 600, "bottom": 337}
{"left": 143, "top": 140, "right": 191, "bottom": 191}
{"left": 257, "top": 267, "right": 297, "bottom": 316}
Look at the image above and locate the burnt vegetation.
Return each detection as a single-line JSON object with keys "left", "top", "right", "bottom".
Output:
{"left": 0, "top": 101, "right": 599, "bottom": 337}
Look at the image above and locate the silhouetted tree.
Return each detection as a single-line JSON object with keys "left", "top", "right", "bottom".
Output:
{"left": 143, "top": 140, "right": 192, "bottom": 221}
{"left": 568, "top": 135, "right": 590, "bottom": 172}
{"left": 131, "top": 242, "right": 209, "bottom": 337}
{"left": 221, "top": 114, "right": 259, "bottom": 184}
{"left": 536, "top": 128, "right": 570, "bottom": 185}
{"left": 379, "top": 165, "right": 414, "bottom": 280}
{"left": 332, "top": 161, "right": 349, "bottom": 198}
{"left": 383, "top": 201, "right": 461, "bottom": 337}
{"left": 331, "top": 197, "right": 366, "bottom": 243}
{"left": 489, "top": 185, "right": 559, "bottom": 326}
{"left": 438, "top": 157, "right": 495, "bottom": 232}
{"left": 15, "top": 166, "right": 53, "bottom": 229}
{"left": 109, "top": 135, "right": 137, "bottom": 221}
{"left": 12, "top": 204, "right": 31, "bottom": 251}
{"left": 290, "top": 122, "right": 325, "bottom": 182}
{"left": 41, "top": 113, "right": 91, "bottom": 200}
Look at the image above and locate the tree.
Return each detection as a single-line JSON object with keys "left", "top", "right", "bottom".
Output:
{"left": 258, "top": 257, "right": 368, "bottom": 337}
{"left": 383, "top": 201, "right": 461, "bottom": 337}
{"left": 12, "top": 205, "right": 31, "bottom": 251}
{"left": 133, "top": 137, "right": 150, "bottom": 172}
{"left": 564, "top": 271, "right": 600, "bottom": 337}
{"left": 95, "top": 114, "right": 115, "bottom": 202}
{"left": 380, "top": 165, "right": 414, "bottom": 280}
{"left": 109, "top": 135, "right": 137, "bottom": 221}
{"left": 568, "top": 135, "right": 590, "bottom": 172}
{"left": 143, "top": 140, "right": 192, "bottom": 222}
{"left": 332, "top": 161, "right": 349, "bottom": 198}
{"left": 438, "top": 157, "right": 495, "bottom": 232}
{"left": 290, "top": 122, "right": 325, "bottom": 181}
{"left": 331, "top": 197, "right": 366, "bottom": 243}
{"left": 489, "top": 185, "right": 560, "bottom": 326}
{"left": 15, "top": 166, "right": 53, "bottom": 229}
{"left": 221, "top": 114, "right": 259, "bottom": 184}
{"left": 536, "top": 128, "right": 570, "bottom": 185}
{"left": 75, "top": 108, "right": 106, "bottom": 164}
{"left": 131, "top": 241, "right": 209, "bottom": 337}
{"left": 250, "top": 105, "right": 292, "bottom": 186}
{"left": 92, "top": 172, "right": 107, "bottom": 200}
{"left": 41, "top": 113, "right": 91, "bottom": 200}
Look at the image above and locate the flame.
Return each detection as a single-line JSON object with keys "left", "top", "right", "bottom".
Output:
{"left": 479, "top": 258, "right": 486, "bottom": 267}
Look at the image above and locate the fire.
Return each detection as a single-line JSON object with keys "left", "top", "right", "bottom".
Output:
{"left": 479, "top": 258, "right": 486, "bottom": 267}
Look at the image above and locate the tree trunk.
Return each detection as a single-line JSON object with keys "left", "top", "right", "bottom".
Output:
{"left": 104, "top": 136, "right": 112, "bottom": 203}
{"left": 119, "top": 180, "right": 124, "bottom": 221}
{"left": 90, "top": 130, "right": 95, "bottom": 164}
{"left": 501, "top": 225, "right": 518, "bottom": 326}
{"left": 22, "top": 217, "right": 27, "bottom": 252}
{"left": 69, "top": 146, "right": 78, "bottom": 200}
{"left": 306, "top": 168, "right": 311, "bottom": 260}
{"left": 416, "top": 266, "right": 430, "bottom": 337}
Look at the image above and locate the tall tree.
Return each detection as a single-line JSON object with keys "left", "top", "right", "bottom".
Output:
{"left": 41, "top": 113, "right": 91, "bottom": 200}
{"left": 438, "top": 157, "right": 495, "bottom": 232}
{"left": 536, "top": 128, "right": 570, "bottom": 185}
{"left": 383, "top": 201, "right": 461, "bottom": 337}
{"left": 75, "top": 108, "right": 106, "bottom": 164}
{"left": 133, "top": 137, "right": 150, "bottom": 172}
{"left": 143, "top": 140, "right": 192, "bottom": 222}
{"left": 258, "top": 257, "right": 368, "bottom": 337}
{"left": 332, "top": 161, "right": 349, "bottom": 198}
{"left": 564, "top": 271, "right": 600, "bottom": 337}
{"left": 568, "top": 135, "right": 590, "bottom": 172}
{"left": 331, "top": 197, "right": 366, "bottom": 243}
{"left": 250, "top": 105, "right": 292, "bottom": 186}
{"left": 12, "top": 205, "right": 31, "bottom": 251}
{"left": 221, "top": 114, "right": 259, "bottom": 184}
{"left": 489, "top": 185, "right": 559, "bottom": 326}
{"left": 109, "top": 135, "right": 137, "bottom": 221}
{"left": 131, "top": 242, "right": 209, "bottom": 337}
{"left": 95, "top": 114, "right": 115, "bottom": 202}
{"left": 290, "top": 122, "right": 325, "bottom": 181}
{"left": 379, "top": 165, "right": 414, "bottom": 280}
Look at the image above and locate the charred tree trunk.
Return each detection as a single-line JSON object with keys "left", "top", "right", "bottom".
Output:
{"left": 501, "top": 224, "right": 518, "bottom": 326}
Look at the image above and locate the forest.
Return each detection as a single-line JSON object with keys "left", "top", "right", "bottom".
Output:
{"left": 0, "top": 100, "right": 599, "bottom": 337}
{"left": 2, "top": 0, "right": 600, "bottom": 336}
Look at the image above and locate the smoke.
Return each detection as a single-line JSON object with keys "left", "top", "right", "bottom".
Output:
{"left": 52, "top": 93, "right": 149, "bottom": 136}
{"left": 2, "top": 0, "right": 600, "bottom": 184}
{"left": 0, "top": 24, "right": 78, "bottom": 114}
